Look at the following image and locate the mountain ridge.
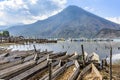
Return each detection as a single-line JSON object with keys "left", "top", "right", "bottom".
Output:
{"left": 6, "top": 5, "right": 120, "bottom": 38}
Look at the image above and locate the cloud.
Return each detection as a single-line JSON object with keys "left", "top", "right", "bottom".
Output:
{"left": 84, "top": 6, "right": 95, "bottom": 12}
{"left": 0, "top": 0, "right": 67, "bottom": 26}
{"left": 106, "top": 17, "right": 120, "bottom": 24}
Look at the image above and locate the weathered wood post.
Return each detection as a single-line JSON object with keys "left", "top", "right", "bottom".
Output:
{"left": 48, "top": 61, "right": 52, "bottom": 80}
{"left": 47, "top": 54, "right": 52, "bottom": 80}
{"left": 0, "top": 37, "right": 2, "bottom": 43}
{"left": 81, "top": 44, "right": 85, "bottom": 66}
{"left": 33, "top": 45, "right": 39, "bottom": 62}
{"left": 110, "top": 47, "right": 112, "bottom": 80}
{"left": 102, "top": 59, "right": 104, "bottom": 69}
{"left": 33, "top": 45, "right": 37, "bottom": 52}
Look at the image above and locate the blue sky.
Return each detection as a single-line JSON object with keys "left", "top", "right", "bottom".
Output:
{"left": 67, "top": 0, "right": 120, "bottom": 17}
{"left": 0, "top": 0, "right": 120, "bottom": 28}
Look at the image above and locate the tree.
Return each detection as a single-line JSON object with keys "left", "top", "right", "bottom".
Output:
{"left": 0, "top": 32, "right": 2, "bottom": 36}
{"left": 2, "top": 31, "right": 10, "bottom": 37}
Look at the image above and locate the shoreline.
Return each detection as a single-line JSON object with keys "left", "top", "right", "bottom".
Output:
{"left": 0, "top": 43, "right": 16, "bottom": 46}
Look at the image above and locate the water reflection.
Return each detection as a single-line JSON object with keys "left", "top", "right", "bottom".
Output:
{"left": 8, "top": 41, "right": 120, "bottom": 61}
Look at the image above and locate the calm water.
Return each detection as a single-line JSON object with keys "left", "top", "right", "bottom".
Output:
{"left": 7, "top": 41, "right": 120, "bottom": 61}
{"left": 1, "top": 41, "right": 120, "bottom": 61}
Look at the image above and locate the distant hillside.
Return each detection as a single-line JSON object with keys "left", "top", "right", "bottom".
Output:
{"left": 95, "top": 28, "right": 120, "bottom": 38}
{"left": 7, "top": 5, "right": 120, "bottom": 38}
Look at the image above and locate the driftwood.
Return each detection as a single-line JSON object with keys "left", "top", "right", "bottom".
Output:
{"left": 0, "top": 60, "right": 36, "bottom": 79}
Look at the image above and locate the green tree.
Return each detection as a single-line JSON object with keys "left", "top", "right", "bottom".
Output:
{"left": 0, "top": 32, "right": 2, "bottom": 36}
{"left": 2, "top": 31, "right": 10, "bottom": 37}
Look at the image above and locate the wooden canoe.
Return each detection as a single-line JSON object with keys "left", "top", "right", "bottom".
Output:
{"left": 0, "top": 60, "right": 36, "bottom": 79}
{"left": 77, "top": 63, "right": 102, "bottom": 80}
{"left": 68, "top": 60, "right": 80, "bottom": 80}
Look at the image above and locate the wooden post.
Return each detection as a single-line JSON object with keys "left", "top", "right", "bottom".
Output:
{"left": 0, "top": 37, "right": 2, "bottom": 43}
{"left": 102, "top": 60, "right": 103, "bottom": 69}
{"left": 33, "top": 45, "right": 37, "bottom": 52}
{"left": 110, "top": 47, "right": 112, "bottom": 80}
{"left": 33, "top": 45, "right": 39, "bottom": 62}
{"left": 48, "top": 61, "right": 52, "bottom": 80}
{"left": 81, "top": 44, "right": 85, "bottom": 66}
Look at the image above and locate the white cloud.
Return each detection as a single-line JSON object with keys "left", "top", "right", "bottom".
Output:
{"left": 106, "top": 17, "right": 120, "bottom": 24}
{"left": 29, "top": 0, "right": 38, "bottom": 5}
{"left": 0, "top": 0, "right": 67, "bottom": 26}
{"left": 84, "top": 6, "right": 95, "bottom": 12}
{"left": 0, "top": 21, "right": 6, "bottom": 25}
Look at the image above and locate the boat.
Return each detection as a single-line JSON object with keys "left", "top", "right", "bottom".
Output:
{"left": 77, "top": 63, "right": 102, "bottom": 80}
{"left": 87, "top": 52, "right": 100, "bottom": 63}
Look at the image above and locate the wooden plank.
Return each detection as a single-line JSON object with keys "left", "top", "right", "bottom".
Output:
{"left": 51, "top": 64, "right": 67, "bottom": 80}
{"left": 28, "top": 61, "right": 60, "bottom": 80}
{"left": 74, "top": 60, "right": 80, "bottom": 68}
{"left": 23, "top": 51, "right": 53, "bottom": 62}
{"left": 40, "top": 64, "right": 67, "bottom": 80}
{"left": 69, "top": 54, "right": 79, "bottom": 60}
{"left": 68, "top": 67, "right": 80, "bottom": 80}
{"left": 77, "top": 63, "right": 102, "bottom": 80}
{"left": 0, "top": 60, "right": 22, "bottom": 70}
{"left": 77, "top": 63, "right": 92, "bottom": 80}
{"left": 37, "top": 56, "right": 47, "bottom": 64}
{"left": 56, "top": 54, "right": 73, "bottom": 60}
{"left": 0, "top": 60, "right": 36, "bottom": 79}
{"left": 68, "top": 60, "right": 80, "bottom": 80}
{"left": 49, "top": 52, "right": 66, "bottom": 59}
{"left": 23, "top": 55, "right": 34, "bottom": 62}
{"left": 9, "top": 55, "right": 50, "bottom": 80}
{"left": 0, "top": 52, "right": 70, "bottom": 80}
{"left": 91, "top": 64, "right": 102, "bottom": 80}
{"left": 36, "top": 52, "right": 66, "bottom": 64}
{"left": 52, "top": 61, "right": 74, "bottom": 80}
{"left": 0, "top": 53, "right": 9, "bottom": 58}
{"left": 0, "top": 59, "right": 9, "bottom": 65}
{"left": 10, "top": 61, "right": 48, "bottom": 80}
{"left": 41, "top": 61, "right": 74, "bottom": 80}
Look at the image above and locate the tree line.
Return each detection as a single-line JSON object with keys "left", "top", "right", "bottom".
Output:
{"left": 0, "top": 31, "right": 10, "bottom": 37}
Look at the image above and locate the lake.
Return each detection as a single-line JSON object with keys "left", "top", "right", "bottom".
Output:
{"left": 7, "top": 41, "right": 120, "bottom": 62}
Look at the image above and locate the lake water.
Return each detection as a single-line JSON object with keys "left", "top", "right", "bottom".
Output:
{"left": 6, "top": 41, "right": 120, "bottom": 62}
